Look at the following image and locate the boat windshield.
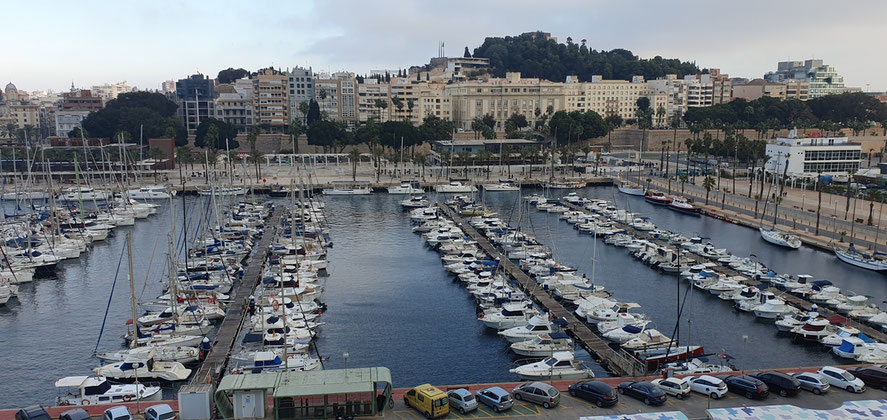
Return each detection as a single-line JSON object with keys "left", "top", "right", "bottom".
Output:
{"left": 543, "top": 357, "right": 555, "bottom": 366}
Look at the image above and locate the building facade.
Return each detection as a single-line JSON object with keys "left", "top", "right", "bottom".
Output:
{"left": 314, "top": 72, "right": 358, "bottom": 128}
{"left": 90, "top": 81, "right": 134, "bottom": 100}
{"left": 356, "top": 79, "right": 391, "bottom": 124}
{"left": 764, "top": 59, "right": 850, "bottom": 98}
{"left": 214, "top": 80, "right": 254, "bottom": 133}
{"left": 764, "top": 131, "right": 860, "bottom": 177}
{"left": 1, "top": 83, "right": 40, "bottom": 134}
{"left": 252, "top": 69, "right": 289, "bottom": 131}
{"left": 446, "top": 72, "right": 564, "bottom": 130}
{"left": 287, "top": 67, "right": 314, "bottom": 125}
{"left": 175, "top": 74, "right": 215, "bottom": 135}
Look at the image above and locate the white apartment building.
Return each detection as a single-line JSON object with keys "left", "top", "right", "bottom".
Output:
{"left": 287, "top": 67, "right": 314, "bottom": 125}
{"left": 564, "top": 75, "right": 665, "bottom": 121}
{"left": 55, "top": 110, "right": 89, "bottom": 137}
{"left": 764, "top": 130, "right": 860, "bottom": 177}
{"left": 91, "top": 81, "right": 134, "bottom": 100}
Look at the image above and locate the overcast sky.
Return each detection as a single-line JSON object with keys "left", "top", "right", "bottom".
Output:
{"left": 6, "top": 0, "right": 886, "bottom": 92}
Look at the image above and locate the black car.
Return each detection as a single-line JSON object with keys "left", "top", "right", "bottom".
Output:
{"left": 849, "top": 366, "right": 887, "bottom": 391}
{"left": 568, "top": 381, "right": 618, "bottom": 407}
{"left": 750, "top": 371, "right": 801, "bottom": 397}
{"left": 15, "top": 406, "right": 50, "bottom": 420}
{"left": 716, "top": 375, "right": 769, "bottom": 399}
{"left": 617, "top": 381, "right": 667, "bottom": 405}
{"left": 59, "top": 409, "right": 91, "bottom": 420}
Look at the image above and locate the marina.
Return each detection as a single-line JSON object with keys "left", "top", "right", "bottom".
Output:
{"left": 2, "top": 181, "right": 887, "bottom": 409}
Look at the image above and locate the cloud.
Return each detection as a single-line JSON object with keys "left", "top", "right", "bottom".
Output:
{"left": 4, "top": 0, "right": 887, "bottom": 91}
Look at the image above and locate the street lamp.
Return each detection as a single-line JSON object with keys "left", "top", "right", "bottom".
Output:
{"left": 742, "top": 335, "right": 748, "bottom": 374}
{"left": 343, "top": 352, "right": 349, "bottom": 376}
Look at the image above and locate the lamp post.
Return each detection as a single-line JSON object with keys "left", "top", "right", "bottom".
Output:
{"left": 343, "top": 352, "right": 349, "bottom": 377}
{"left": 741, "top": 335, "right": 748, "bottom": 375}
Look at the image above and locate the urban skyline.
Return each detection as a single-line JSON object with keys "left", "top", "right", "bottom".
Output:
{"left": 5, "top": 0, "right": 887, "bottom": 92}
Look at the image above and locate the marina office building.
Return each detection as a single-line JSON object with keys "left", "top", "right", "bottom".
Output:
{"left": 764, "top": 130, "right": 861, "bottom": 179}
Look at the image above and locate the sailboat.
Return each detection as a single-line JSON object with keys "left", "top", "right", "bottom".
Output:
{"left": 759, "top": 227, "right": 802, "bottom": 249}
{"left": 834, "top": 243, "right": 887, "bottom": 271}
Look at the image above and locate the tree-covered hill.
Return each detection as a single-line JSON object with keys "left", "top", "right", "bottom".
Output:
{"left": 470, "top": 32, "right": 701, "bottom": 82}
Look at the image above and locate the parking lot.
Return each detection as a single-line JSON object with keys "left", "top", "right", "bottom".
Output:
{"left": 385, "top": 385, "right": 887, "bottom": 419}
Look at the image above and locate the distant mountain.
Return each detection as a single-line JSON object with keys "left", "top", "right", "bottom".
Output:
{"left": 470, "top": 32, "right": 701, "bottom": 82}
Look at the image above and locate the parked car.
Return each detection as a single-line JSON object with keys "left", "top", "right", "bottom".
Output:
{"left": 819, "top": 366, "right": 866, "bottom": 393}
{"left": 686, "top": 375, "right": 728, "bottom": 399}
{"left": 16, "top": 406, "right": 51, "bottom": 420}
{"left": 102, "top": 407, "right": 131, "bottom": 420}
{"left": 848, "top": 366, "right": 887, "bottom": 391}
{"left": 403, "top": 384, "right": 449, "bottom": 419}
{"left": 568, "top": 381, "right": 618, "bottom": 407}
{"left": 512, "top": 382, "right": 559, "bottom": 409}
{"left": 716, "top": 375, "right": 769, "bottom": 399}
{"left": 446, "top": 389, "right": 478, "bottom": 415}
{"left": 476, "top": 387, "right": 513, "bottom": 413}
{"left": 59, "top": 409, "right": 90, "bottom": 420}
{"left": 617, "top": 381, "right": 667, "bottom": 405}
{"left": 144, "top": 404, "right": 175, "bottom": 420}
{"left": 792, "top": 372, "right": 830, "bottom": 394}
{"left": 750, "top": 371, "right": 801, "bottom": 397}
{"left": 651, "top": 377, "right": 691, "bottom": 399}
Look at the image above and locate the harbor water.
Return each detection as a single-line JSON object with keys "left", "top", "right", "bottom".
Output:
{"left": 0, "top": 187, "right": 885, "bottom": 407}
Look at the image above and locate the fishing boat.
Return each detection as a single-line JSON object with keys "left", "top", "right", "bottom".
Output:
{"left": 55, "top": 376, "right": 161, "bottom": 406}
{"left": 510, "top": 332, "right": 574, "bottom": 357}
{"left": 834, "top": 244, "right": 887, "bottom": 271}
{"left": 387, "top": 182, "right": 423, "bottom": 194}
{"left": 434, "top": 181, "right": 476, "bottom": 193}
{"left": 508, "top": 351, "right": 594, "bottom": 380}
{"left": 759, "top": 227, "right": 802, "bottom": 249}
{"left": 667, "top": 197, "right": 700, "bottom": 215}
{"left": 482, "top": 180, "right": 521, "bottom": 191}
{"left": 643, "top": 191, "right": 672, "bottom": 206}
{"left": 617, "top": 181, "right": 645, "bottom": 196}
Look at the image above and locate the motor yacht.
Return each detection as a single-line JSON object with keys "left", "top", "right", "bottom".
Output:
{"left": 482, "top": 180, "right": 521, "bottom": 191}
{"left": 510, "top": 332, "right": 574, "bottom": 357}
{"left": 387, "top": 182, "right": 423, "bottom": 194}
{"left": 94, "top": 349, "right": 192, "bottom": 382}
{"left": 434, "top": 181, "right": 476, "bottom": 193}
{"left": 479, "top": 302, "right": 540, "bottom": 330}
{"left": 55, "top": 376, "right": 161, "bottom": 406}
{"left": 508, "top": 351, "right": 594, "bottom": 380}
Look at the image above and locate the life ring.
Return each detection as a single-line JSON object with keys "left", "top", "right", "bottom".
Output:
{"left": 272, "top": 300, "right": 280, "bottom": 311}
{"left": 81, "top": 399, "right": 90, "bottom": 406}
{"left": 123, "top": 395, "right": 132, "bottom": 402}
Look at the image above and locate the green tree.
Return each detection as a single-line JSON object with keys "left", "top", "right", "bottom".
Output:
{"left": 306, "top": 99, "right": 321, "bottom": 126}
{"left": 307, "top": 120, "right": 344, "bottom": 153}
{"left": 655, "top": 104, "right": 666, "bottom": 128}
{"left": 250, "top": 150, "right": 264, "bottom": 181}
{"left": 217, "top": 67, "right": 249, "bottom": 84}
{"left": 194, "top": 118, "right": 238, "bottom": 149}
{"left": 702, "top": 176, "right": 715, "bottom": 204}
{"left": 175, "top": 145, "right": 192, "bottom": 180}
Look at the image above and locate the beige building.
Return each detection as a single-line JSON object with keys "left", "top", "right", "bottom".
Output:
{"left": 314, "top": 72, "right": 358, "bottom": 128}
{"left": 215, "top": 79, "right": 254, "bottom": 133}
{"left": 446, "top": 72, "right": 564, "bottom": 130}
{"left": 418, "top": 83, "right": 451, "bottom": 121}
{"left": 564, "top": 75, "right": 664, "bottom": 122}
{"left": 1, "top": 83, "right": 40, "bottom": 134}
{"left": 253, "top": 69, "right": 289, "bottom": 130}
{"left": 356, "top": 79, "right": 391, "bottom": 124}
{"left": 733, "top": 79, "right": 810, "bottom": 101}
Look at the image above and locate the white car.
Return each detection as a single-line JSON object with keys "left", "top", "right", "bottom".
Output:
{"left": 652, "top": 377, "right": 691, "bottom": 399}
{"left": 686, "top": 375, "right": 728, "bottom": 399}
{"left": 818, "top": 366, "right": 866, "bottom": 393}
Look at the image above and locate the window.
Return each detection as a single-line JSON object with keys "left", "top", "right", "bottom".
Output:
{"left": 533, "top": 388, "right": 547, "bottom": 396}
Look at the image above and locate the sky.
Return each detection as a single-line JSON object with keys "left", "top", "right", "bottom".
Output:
{"left": 5, "top": 0, "right": 886, "bottom": 93}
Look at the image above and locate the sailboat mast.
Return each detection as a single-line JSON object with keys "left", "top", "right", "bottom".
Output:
{"left": 127, "top": 233, "right": 138, "bottom": 349}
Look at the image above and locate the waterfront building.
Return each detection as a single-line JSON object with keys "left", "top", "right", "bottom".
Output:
{"left": 432, "top": 138, "right": 542, "bottom": 155}
{"left": 733, "top": 79, "right": 811, "bottom": 101}
{"left": 446, "top": 72, "right": 564, "bottom": 131}
{"left": 764, "top": 59, "right": 851, "bottom": 98}
{"left": 252, "top": 69, "right": 289, "bottom": 132}
{"left": 287, "top": 66, "right": 314, "bottom": 126}
{"left": 764, "top": 130, "right": 860, "bottom": 178}
{"left": 175, "top": 74, "right": 215, "bottom": 135}
{"left": 90, "top": 81, "right": 134, "bottom": 100}
{"left": 214, "top": 80, "right": 254, "bottom": 133}
{"left": 314, "top": 72, "right": 358, "bottom": 128}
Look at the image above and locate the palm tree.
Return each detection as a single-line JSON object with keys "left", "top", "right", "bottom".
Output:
{"left": 721, "top": 187, "right": 729, "bottom": 210}
{"left": 679, "top": 174, "right": 689, "bottom": 194}
{"left": 702, "top": 176, "right": 715, "bottom": 204}
{"left": 148, "top": 148, "right": 166, "bottom": 180}
{"left": 413, "top": 152, "right": 427, "bottom": 179}
{"left": 371, "top": 143, "right": 384, "bottom": 182}
{"left": 175, "top": 146, "right": 192, "bottom": 181}
{"left": 348, "top": 148, "right": 361, "bottom": 181}
{"left": 456, "top": 151, "right": 472, "bottom": 177}
{"left": 655, "top": 105, "right": 666, "bottom": 128}
{"left": 844, "top": 169, "right": 857, "bottom": 220}
{"left": 476, "top": 150, "right": 493, "bottom": 178}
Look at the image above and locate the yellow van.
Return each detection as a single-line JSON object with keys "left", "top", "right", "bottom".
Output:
{"left": 403, "top": 384, "right": 450, "bottom": 418}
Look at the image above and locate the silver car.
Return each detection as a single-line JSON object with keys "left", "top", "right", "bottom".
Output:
{"left": 512, "top": 382, "right": 560, "bottom": 409}
{"left": 792, "top": 372, "right": 830, "bottom": 394}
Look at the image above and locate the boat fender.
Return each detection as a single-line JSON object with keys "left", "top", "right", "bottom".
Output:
{"left": 81, "top": 399, "right": 90, "bottom": 405}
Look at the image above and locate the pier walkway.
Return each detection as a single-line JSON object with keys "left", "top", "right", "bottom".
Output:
{"left": 438, "top": 204, "right": 642, "bottom": 377}
{"left": 191, "top": 205, "right": 284, "bottom": 386}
